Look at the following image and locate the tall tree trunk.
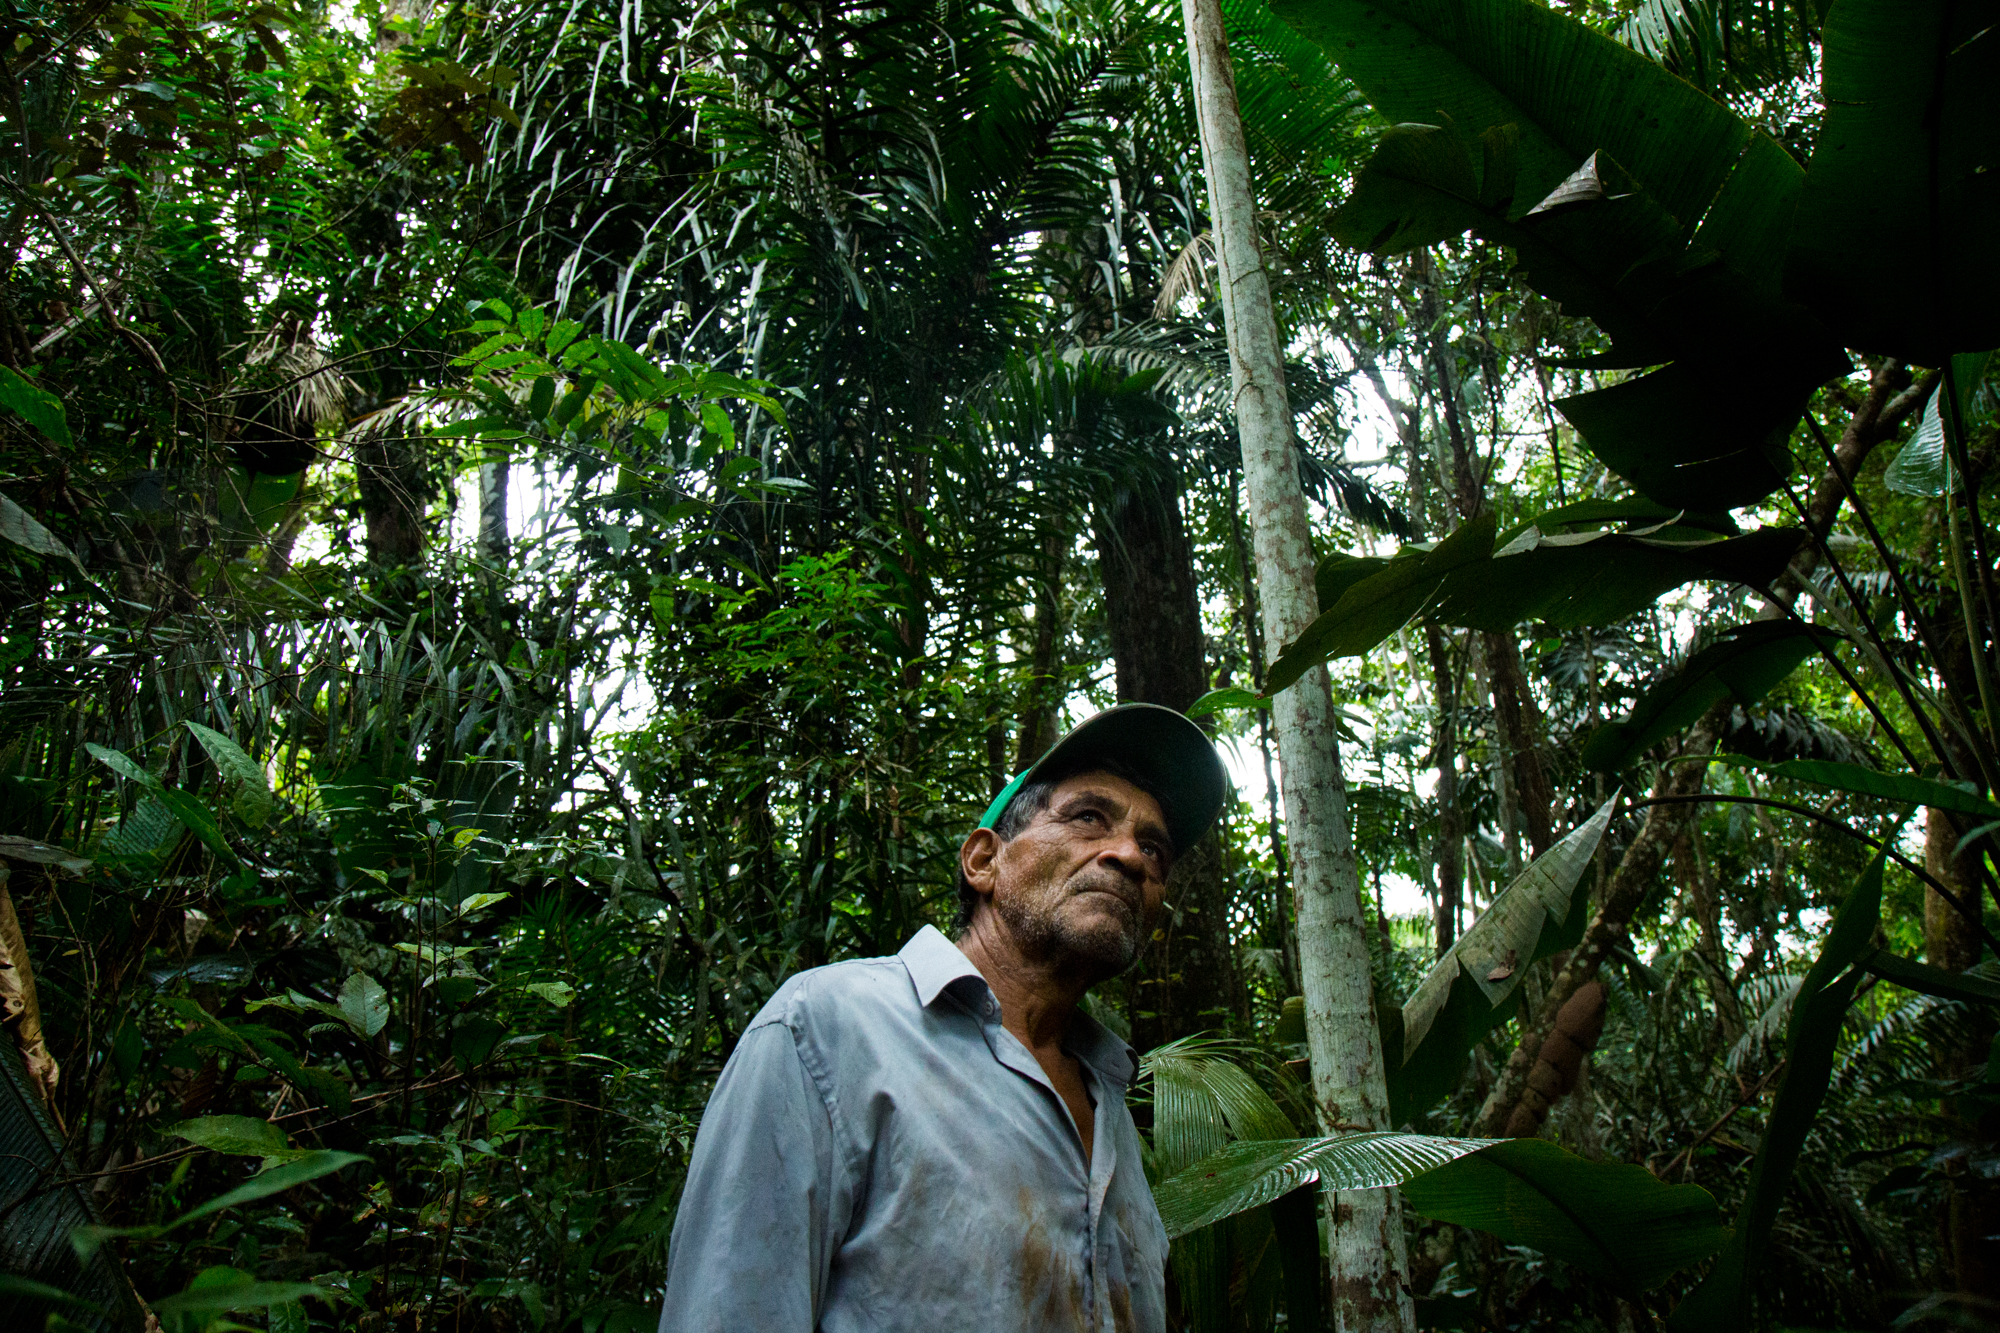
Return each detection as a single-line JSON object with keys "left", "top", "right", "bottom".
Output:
{"left": 477, "top": 451, "right": 509, "bottom": 569}
{"left": 1424, "top": 623, "right": 1464, "bottom": 955}
{"left": 1015, "top": 515, "right": 1066, "bottom": 770}
{"left": 1096, "top": 474, "right": 1246, "bottom": 1047}
{"left": 1483, "top": 630, "right": 1555, "bottom": 856}
{"left": 1181, "top": 2, "right": 1412, "bottom": 1327}
{"left": 354, "top": 429, "right": 427, "bottom": 566}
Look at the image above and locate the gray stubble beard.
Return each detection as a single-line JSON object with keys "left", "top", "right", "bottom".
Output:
{"left": 994, "top": 867, "right": 1146, "bottom": 980}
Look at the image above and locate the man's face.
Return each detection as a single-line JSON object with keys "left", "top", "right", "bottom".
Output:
{"left": 977, "top": 771, "right": 1172, "bottom": 977}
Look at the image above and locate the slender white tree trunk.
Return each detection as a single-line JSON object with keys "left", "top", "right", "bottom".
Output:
{"left": 1179, "top": 1, "right": 1413, "bottom": 1328}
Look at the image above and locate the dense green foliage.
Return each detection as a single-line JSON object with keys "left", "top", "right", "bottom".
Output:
{"left": 1, "top": 0, "right": 1997, "bottom": 1329}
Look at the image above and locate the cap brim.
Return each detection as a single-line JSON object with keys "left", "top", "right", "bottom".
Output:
{"left": 979, "top": 704, "right": 1230, "bottom": 855}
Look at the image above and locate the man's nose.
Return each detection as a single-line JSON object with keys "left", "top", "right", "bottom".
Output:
{"left": 1097, "top": 828, "right": 1151, "bottom": 879}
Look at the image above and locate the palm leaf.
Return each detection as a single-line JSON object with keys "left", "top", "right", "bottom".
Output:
{"left": 1152, "top": 1131, "right": 1489, "bottom": 1238}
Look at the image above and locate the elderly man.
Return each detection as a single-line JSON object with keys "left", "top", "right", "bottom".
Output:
{"left": 657, "top": 703, "right": 1228, "bottom": 1332}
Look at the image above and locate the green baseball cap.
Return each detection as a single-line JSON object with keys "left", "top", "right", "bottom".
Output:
{"left": 978, "top": 703, "right": 1230, "bottom": 855}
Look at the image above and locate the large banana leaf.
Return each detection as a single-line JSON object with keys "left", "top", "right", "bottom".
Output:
{"left": 1388, "top": 798, "right": 1615, "bottom": 1123}
{"left": 1266, "top": 0, "right": 1760, "bottom": 232}
{"left": 1784, "top": 0, "right": 2000, "bottom": 362}
{"left": 1666, "top": 843, "right": 1892, "bottom": 1329}
{"left": 1269, "top": 0, "right": 1845, "bottom": 511}
{"left": 1715, "top": 756, "right": 2000, "bottom": 823}
{"left": 1268, "top": 507, "right": 1800, "bottom": 693}
{"left": 1400, "top": 1138, "right": 1729, "bottom": 1295}
{"left": 1580, "top": 622, "right": 1823, "bottom": 772}
{"left": 1267, "top": 512, "right": 1497, "bottom": 692}
{"left": 1422, "top": 522, "right": 1803, "bottom": 633}
{"left": 1550, "top": 344, "right": 1845, "bottom": 511}
{"left": 1326, "top": 122, "right": 1688, "bottom": 367}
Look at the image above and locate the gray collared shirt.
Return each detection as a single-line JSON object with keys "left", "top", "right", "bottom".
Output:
{"left": 657, "top": 926, "right": 1167, "bottom": 1332}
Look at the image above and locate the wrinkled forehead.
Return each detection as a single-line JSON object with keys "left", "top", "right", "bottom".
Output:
{"left": 1043, "top": 769, "right": 1169, "bottom": 838}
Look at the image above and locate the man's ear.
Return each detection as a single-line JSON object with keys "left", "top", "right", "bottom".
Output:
{"left": 960, "top": 827, "right": 1003, "bottom": 898}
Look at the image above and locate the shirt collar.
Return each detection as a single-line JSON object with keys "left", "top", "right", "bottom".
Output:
{"left": 1065, "top": 1007, "right": 1138, "bottom": 1089}
{"left": 899, "top": 925, "right": 983, "bottom": 1008}
{"left": 897, "top": 927, "right": 1139, "bottom": 1088}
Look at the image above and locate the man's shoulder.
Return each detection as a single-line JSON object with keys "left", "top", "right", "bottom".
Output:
{"left": 749, "top": 951, "right": 921, "bottom": 1035}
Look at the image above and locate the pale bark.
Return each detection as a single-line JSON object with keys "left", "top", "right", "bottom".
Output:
{"left": 1180, "top": 1, "right": 1411, "bottom": 1326}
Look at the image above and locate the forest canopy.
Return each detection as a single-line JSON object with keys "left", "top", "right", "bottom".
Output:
{"left": 0, "top": 0, "right": 1996, "bottom": 1329}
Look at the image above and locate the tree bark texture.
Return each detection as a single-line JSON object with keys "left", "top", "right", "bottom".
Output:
{"left": 354, "top": 428, "right": 428, "bottom": 565}
{"left": 1475, "top": 704, "right": 1727, "bottom": 1138}
{"left": 1095, "top": 474, "right": 1247, "bottom": 1048}
{"left": 1424, "top": 623, "right": 1464, "bottom": 955}
{"left": 1180, "top": 1, "right": 1411, "bottom": 1326}
{"left": 1482, "top": 630, "right": 1555, "bottom": 857}
{"left": 1015, "top": 516, "right": 1067, "bottom": 770}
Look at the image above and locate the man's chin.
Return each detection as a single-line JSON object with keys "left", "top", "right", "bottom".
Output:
{"left": 1052, "top": 913, "right": 1141, "bottom": 976}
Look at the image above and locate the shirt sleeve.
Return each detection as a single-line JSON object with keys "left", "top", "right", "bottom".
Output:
{"left": 657, "top": 1019, "right": 846, "bottom": 1332}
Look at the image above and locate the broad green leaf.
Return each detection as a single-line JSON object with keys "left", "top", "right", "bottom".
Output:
{"left": 177, "top": 1151, "right": 368, "bottom": 1228}
{"left": 157, "top": 787, "right": 238, "bottom": 864}
{"left": 1581, "top": 622, "right": 1822, "bottom": 771}
{"left": 1393, "top": 798, "right": 1615, "bottom": 1122}
{"left": 1883, "top": 353, "right": 1990, "bottom": 497}
{"left": 1554, "top": 344, "right": 1846, "bottom": 511}
{"left": 1532, "top": 497, "right": 1736, "bottom": 534}
{"left": 86, "top": 742, "right": 161, "bottom": 790}
{"left": 1185, "top": 686, "right": 1269, "bottom": 719}
{"left": 98, "top": 794, "right": 181, "bottom": 859}
{"left": 169, "top": 1115, "right": 291, "bottom": 1158}
{"left": 0, "top": 365, "right": 74, "bottom": 448}
{"left": 0, "top": 491, "right": 84, "bottom": 570}
{"left": 1329, "top": 124, "right": 1690, "bottom": 368}
{"left": 242, "top": 469, "right": 303, "bottom": 530}
{"left": 452, "top": 1015, "right": 508, "bottom": 1069}
{"left": 1721, "top": 757, "right": 2000, "bottom": 821}
{"left": 0, "top": 1275, "right": 106, "bottom": 1315}
{"left": 456, "top": 891, "right": 510, "bottom": 914}
{"left": 1401, "top": 1138, "right": 1729, "bottom": 1294}
{"left": 1293, "top": 513, "right": 1799, "bottom": 683}
{"left": 522, "top": 980, "right": 575, "bottom": 1008}
{"left": 1268, "top": 0, "right": 1760, "bottom": 236}
{"left": 339, "top": 973, "right": 390, "bottom": 1038}
{"left": 1272, "top": 0, "right": 1840, "bottom": 510}
{"left": 1153, "top": 1132, "right": 1491, "bottom": 1239}
{"left": 1784, "top": 0, "right": 2000, "bottom": 362}
{"left": 1424, "top": 523, "right": 1804, "bottom": 633}
{"left": 0, "top": 834, "right": 91, "bottom": 875}
{"left": 526, "top": 374, "right": 555, "bottom": 421}
{"left": 1268, "top": 512, "right": 1496, "bottom": 691}
{"left": 153, "top": 1270, "right": 324, "bottom": 1317}
{"left": 1862, "top": 949, "right": 2000, "bottom": 1005}
{"left": 186, "top": 721, "right": 275, "bottom": 827}
{"left": 76, "top": 1151, "right": 368, "bottom": 1255}
{"left": 1668, "top": 845, "right": 1889, "bottom": 1330}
